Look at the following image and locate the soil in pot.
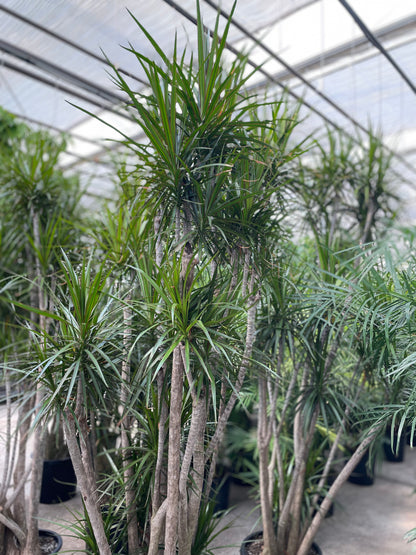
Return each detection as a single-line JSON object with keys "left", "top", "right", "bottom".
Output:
{"left": 39, "top": 529, "right": 63, "bottom": 554}
{"left": 240, "top": 530, "right": 322, "bottom": 555}
{"left": 15, "top": 529, "right": 63, "bottom": 554}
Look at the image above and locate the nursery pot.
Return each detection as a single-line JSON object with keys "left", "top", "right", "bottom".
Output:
{"left": 347, "top": 449, "right": 375, "bottom": 486}
{"left": 406, "top": 426, "right": 413, "bottom": 446}
{"left": 240, "top": 530, "right": 323, "bottom": 555}
{"left": 210, "top": 469, "right": 231, "bottom": 512}
{"left": 383, "top": 427, "right": 405, "bottom": 462}
{"left": 15, "top": 529, "right": 63, "bottom": 554}
{"left": 40, "top": 457, "right": 77, "bottom": 504}
{"left": 38, "top": 529, "right": 63, "bottom": 554}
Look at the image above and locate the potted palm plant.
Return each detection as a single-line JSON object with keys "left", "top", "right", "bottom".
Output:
{"left": 244, "top": 125, "right": 399, "bottom": 555}
{"left": 65, "top": 2, "right": 305, "bottom": 552}
{"left": 0, "top": 119, "right": 83, "bottom": 553}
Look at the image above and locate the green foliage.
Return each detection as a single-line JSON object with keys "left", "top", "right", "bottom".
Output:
{"left": 98, "top": 3, "right": 303, "bottom": 266}
{"left": 0, "top": 129, "right": 81, "bottom": 219}
{"left": 296, "top": 126, "right": 397, "bottom": 249}
{"left": 0, "top": 3, "right": 412, "bottom": 554}
{"left": 190, "top": 499, "right": 233, "bottom": 555}
{"left": 69, "top": 500, "right": 134, "bottom": 555}
{"left": 26, "top": 252, "right": 123, "bottom": 415}
{"left": 130, "top": 249, "right": 247, "bottom": 407}
{"left": 0, "top": 107, "right": 27, "bottom": 154}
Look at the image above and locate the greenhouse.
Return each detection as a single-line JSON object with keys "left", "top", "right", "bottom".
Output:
{"left": 0, "top": 1, "right": 415, "bottom": 554}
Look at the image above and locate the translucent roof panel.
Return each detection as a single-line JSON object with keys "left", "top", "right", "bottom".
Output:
{"left": 0, "top": 0, "right": 414, "bottom": 214}
{"left": 0, "top": 0, "right": 315, "bottom": 124}
{"left": 0, "top": 0, "right": 315, "bottom": 154}
{"left": 287, "top": 39, "right": 416, "bottom": 139}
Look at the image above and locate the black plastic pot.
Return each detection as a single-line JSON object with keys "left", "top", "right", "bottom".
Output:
{"left": 406, "top": 426, "right": 413, "bottom": 446}
{"left": 39, "top": 529, "right": 63, "bottom": 554}
{"left": 316, "top": 494, "right": 334, "bottom": 518}
{"left": 347, "top": 449, "right": 375, "bottom": 486}
{"left": 383, "top": 427, "right": 405, "bottom": 462}
{"left": 40, "top": 457, "right": 77, "bottom": 504}
{"left": 210, "top": 471, "right": 231, "bottom": 512}
{"left": 15, "top": 529, "right": 63, "bottom": 554}
{"left": 240, "top": 530, "right": 322, "bottom": 554}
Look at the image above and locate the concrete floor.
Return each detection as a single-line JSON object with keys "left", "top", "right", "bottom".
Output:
{"left": 2, "top": 399, "right": 416, "bottom": 554}
{"left": 314, "top": 447, "right": 416, "bottom": 555}
{"left": 45, "top": 444, "right": 416, "bottom": 554}
{"left": 212, "top": 446, "right": 416, "bottom": 554}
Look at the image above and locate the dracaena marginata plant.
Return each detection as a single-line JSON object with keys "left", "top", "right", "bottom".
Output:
{"left": 72, "top": 3, "right": 305, "bottom": 553}
{"left": 253, "top": 241, "right": 380, "bottom": 555}
{"left": 366, "top": 230, "right": 416, "bottom": 548}
{"left": 0, "top": 123, "right": 83, "bottom": 555}
{"left": 250, "top": 126, "right": 399, "bottom": 555}
{"left": 1, "top": 246, "right": 126, "bottom": 555}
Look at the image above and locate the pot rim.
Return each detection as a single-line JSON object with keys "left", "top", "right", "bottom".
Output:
{"left": 14, "top": 528, "right": 63, "bottom": 553}
{"left": 240, "top": 529, "right": 323, "bottom": 555}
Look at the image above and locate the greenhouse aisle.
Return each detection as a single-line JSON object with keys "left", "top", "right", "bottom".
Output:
{"left": 1, "top": 401, "right": 416, "bottom": 553}
{"left": 212, "top": 445, "right": 416, "bottom": 555}
{"left": 41, "top": 443, "right": 416, "bottom": 553}
{"left": 313, "top": 445, "right": 416, "bottom": 555}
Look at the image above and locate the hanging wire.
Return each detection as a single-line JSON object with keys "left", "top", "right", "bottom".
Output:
{"left": 399, "top": 78, "right": 404, "bottom": 133}
{"left": 349, "top": 13, "right": 357, "bottom": 117}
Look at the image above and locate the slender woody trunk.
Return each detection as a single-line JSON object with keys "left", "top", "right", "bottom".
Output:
{"left": 148, "top": 211, "right": 171, "bottom": 554}
{"left": 206, "top": 253, "right": 258, "bottom": 476}
{"left": 22, "top": 387, "right": 45, "bottom": 555}
{"left": 11, "top": 386, "right": 33, "bottom": 537}
{"left": 297, "top": 424, "right": 382, "bottom": 555}
{"left": 0, "top": 361, "right": 27, "bottom": 554}
{"left": 23, "top": 209, "right": 46, "bottom": 555}
{"left": 178, "top": 392, "right": 206, "bottom": 554}
{"left": 120, "top": 290, "right": 140, "bottom": 554}
{"left": 152, "top": 209, "right": 168, "bottom": 522}
{"left": 164, "top": 345, "right": 184, "bottom": 554}
{"left": 206, "top": 249, "right": 241, "bottom": 494}
{"left": 258, "top": 375, "right": 277, "bottom": 555}
{"left": 259, "top": 333, "right": 289, "bottom": 555}
{"left": 277, "top": 402, "right": 319, "bottom": 555}
{"left": 64, "top": 386, "right": 111, "bottom": 555}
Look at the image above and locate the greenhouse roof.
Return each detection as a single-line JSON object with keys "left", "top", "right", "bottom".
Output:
{"left": 0, "top": 0, "right": 415, "bottom": 218}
